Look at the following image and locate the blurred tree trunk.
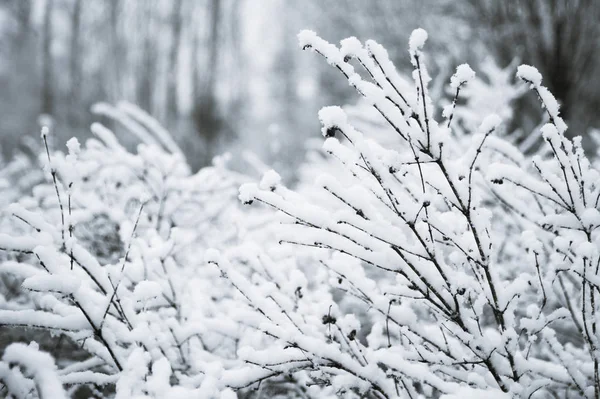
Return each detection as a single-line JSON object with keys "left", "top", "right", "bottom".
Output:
{"left": 138, "top": 2, "right": 157, "bottom": 114}
{"left": 280, "top": 5, "right": 297, "bottom": 128}
{"left": 0, "top": 0, "right": 37, "bottom": 158}
{"left": 463, "top": 0, "right": 600, "bottom": 136}
{"left": 41, "top": 0, "right": 54, "bottom": 116}
{"left": 192, "top": 0, "right": 222, "bottom": 159}
{"left": 226, "top": 0, "right": 243, "bottom": 113}
{"left": 108, "top": 0, "right": 122, "bottom": 101}
{"left": 167, "top": 0, "right": 183, "bottom": 122}
{"left": 15, "top": 0, "right": 32, "bottom": 35}
{"left": 69, "top": 0, "right": 82, "bottom": 123}
{"left": 204, "top": 0, "right": 221, "bottom": 103}
{"left": 190, "top": 0, "right": 200, "bottom": 104}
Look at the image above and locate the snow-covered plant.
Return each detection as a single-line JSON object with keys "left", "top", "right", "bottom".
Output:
{"left": 447, "top": 58, "right": 526, "bottom": 137}
{"left": 0, "top": 342, "right": 67, "bottom": 399}
{"left": 0, "top": 153, "right": 43, "bottom": 210}
{"left": 211, "top": 29, "right": 600, "bottom": 398}
{"left": 0, "top": 103, "right": 260, "bottom": 398}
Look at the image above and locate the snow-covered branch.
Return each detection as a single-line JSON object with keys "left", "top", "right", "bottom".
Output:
{"left": 228, "top": 29, "right": 600, "bottom": 398}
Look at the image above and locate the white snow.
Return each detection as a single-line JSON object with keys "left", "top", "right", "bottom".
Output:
{"left": 516, "top": 64, "right": 543, "bottom": 86}
{"left": 40, "top": 125, "right": 50, "bottom": 139}
{"left": 259, "top": 170, "right": 282, "bottom": 191}
{"left": 441, "top": 386, "right": 509, "bottom": 399}
{"left": 409, "top": 28, "right": 428, "bottom": 58}
{"left": 479, "top": 114, "right": 502, "bottom": 134}
{"left": 66, "top": 137, "right": 81, "bottom": 156}
{"left": 318, "top": 106, "right": 348, "bottom": 133}
{"left": 297, "top": 29, "right": 318, "bottom": 50}
{"left": 3, "top": 343, "right": 67, "bottom": 399}
{"left": 133, "top": 280, "right": 163, "bottom": 302}
{"left": 450, "top": 64, "right": 476, "bottom": 89}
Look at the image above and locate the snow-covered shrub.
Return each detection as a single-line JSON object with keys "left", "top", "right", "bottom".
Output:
{"left": 212, "top": 29, "right": 600, "bottom": 398}
{"left": 0, "top": 342, "right": 67, "bottom": 399}
{"left": 446, "top": 58, "right": 526, "bottom": 139}
{"left": 0, "top": 153, "right": 43, "bottom": 210}
{"left": 0, "top": 103, "right": 261, "bottom": 398}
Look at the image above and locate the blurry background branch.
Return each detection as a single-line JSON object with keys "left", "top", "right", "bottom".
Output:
{"left": 462, "top": 0, "right": 600, "bottom": 141}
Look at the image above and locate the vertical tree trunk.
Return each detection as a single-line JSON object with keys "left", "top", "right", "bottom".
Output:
{"left": 69, "top": 0, "right": 82, "bottom": 122}
{"left": 108, "top": 0, "right": 122, "bottom": 101}
{"left": 167, "top": 0, "right": 183, "bottom": 122}
{"left": 138, "top": 2, "right": 156, "bottom": 113}
{"left": 15, "top": 0, "right": 32, "bottom": 35}
{"left": 192, "top": 0, "right": 222, "bottom": 157}
{"left": 41, "top": 0, "right": 54, "bottom": 117}
{"left": 190, "top": 0, "right": 199, "bottom": 101}
{"left": 227, "top": 0, "right": 244, "bottom": 116}
{"left": 204, "top": 0, "right": 221, "bottom": 98}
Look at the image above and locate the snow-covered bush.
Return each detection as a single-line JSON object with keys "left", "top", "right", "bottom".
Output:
{"left": 0, "top": 103, "right": 262, "bottom": 398}
{"left": 0, "top": 342, "right": 67, "bottom": 399}
{"left": 2, "top": 26, "right": 600, "bottom": 399}
{"left": 212, "top": 29, "right": 600, "bottom": 398}
{"left": 0, "top": 152, "right": 43, "bottom": 211}
{"left": 446, "top": 58, "right": 526, "bottom": 138}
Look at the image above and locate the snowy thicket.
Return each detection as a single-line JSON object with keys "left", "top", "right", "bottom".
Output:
{"left": 2, "top": 27, "right": 600, "bottom": 399}
{"left": 0, "top": 103, "right": 264, "bottom": 398}
{"left": 214, "top": 29, "right": 600, "bottom": 398}
{"left": 0, "top": 342, "right": 67, "bottom": 399}
{"left": 0, "top": 146, "right": 43, "bottom": 211}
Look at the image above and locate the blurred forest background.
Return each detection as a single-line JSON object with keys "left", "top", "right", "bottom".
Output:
{"left": 0, "top": 0, "right": 599, "bottom": 175}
